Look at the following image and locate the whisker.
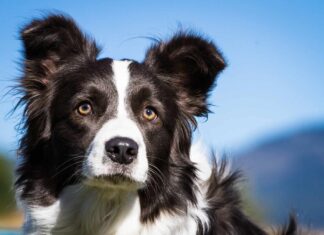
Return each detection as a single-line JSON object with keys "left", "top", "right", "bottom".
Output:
{"left": 51, "top": 158, "right": 84, "bottom": 179}
{"left": 55, "top": 154, "right": 84, "bottom": 170}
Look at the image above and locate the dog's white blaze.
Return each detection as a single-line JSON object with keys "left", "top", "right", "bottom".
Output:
{"left": 112, "top": 60, "right": 131, "bottom": 118}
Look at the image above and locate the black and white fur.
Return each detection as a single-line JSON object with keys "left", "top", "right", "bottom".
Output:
{"left": 15, "top": 15, "right": 297, "bottom": 235}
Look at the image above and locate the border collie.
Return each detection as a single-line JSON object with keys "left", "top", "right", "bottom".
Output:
{"left": 15, "top": 14, "right": 297, "bottom": 235}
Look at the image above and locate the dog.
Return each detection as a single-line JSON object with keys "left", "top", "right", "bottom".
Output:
{"left": 15, "top": 14, "right": 297, "bottom": 235}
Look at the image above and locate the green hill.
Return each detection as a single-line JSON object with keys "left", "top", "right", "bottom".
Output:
{"left": 0, "top": 154, "right": 16, "bottom": 215}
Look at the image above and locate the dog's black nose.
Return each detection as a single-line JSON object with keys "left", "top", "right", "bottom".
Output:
{"left": 105, "top": 137, "right": 138, "bottom": 165}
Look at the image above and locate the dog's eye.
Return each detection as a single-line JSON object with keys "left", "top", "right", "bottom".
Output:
{"left": 143, "top": 107, "right": 158, "bottom": 122}
{"left": 77, "top": 102, "right": 92, "bottom": 116}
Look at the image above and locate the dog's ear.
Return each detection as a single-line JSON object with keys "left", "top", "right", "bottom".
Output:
{"left": 144, "top": 32, "right": 226, "bottom": 117}
{"left": 19, "top": 14, "right": 100, "bottom": 144}
{"left": 21, "top": 14, "right": 99, "bottom": 80}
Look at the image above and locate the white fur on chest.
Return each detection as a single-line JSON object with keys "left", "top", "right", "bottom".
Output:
{"left": 23, "top": 185, "right": 205, "bottom": 235}
{"left": 21, "top": 143, "right": 212, "bottom": 235}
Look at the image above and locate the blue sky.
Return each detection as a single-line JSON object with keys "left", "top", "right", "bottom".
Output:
{"left": 0, "top": 1, "right": 323, "bottom": 156}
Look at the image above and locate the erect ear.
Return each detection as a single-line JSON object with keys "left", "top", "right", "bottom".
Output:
{"left": 144, "top": 32, "right": 226, "bottom": 117}
{"left": 19, "top": 14, "right": 100, "bottom": 143}
{"left": 21, "top": 14, "right": 100, "bottom": 80}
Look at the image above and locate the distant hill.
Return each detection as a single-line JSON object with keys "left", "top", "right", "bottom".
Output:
{"left": 234, "top": 125, "right": 324, "bottom": 229}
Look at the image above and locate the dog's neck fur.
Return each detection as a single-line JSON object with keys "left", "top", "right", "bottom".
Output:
{"left": 22, "top": 184, "right": 207, "bottom": 235}
{"left": 21, "top": 145, "right": 211, "bottom": 235}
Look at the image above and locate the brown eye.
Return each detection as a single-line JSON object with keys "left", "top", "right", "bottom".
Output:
{"left": 143, "top": 107, "right": 158, "bottom": 121}
{"left": 77, "top": 102, "right": 92, "bottom": 116}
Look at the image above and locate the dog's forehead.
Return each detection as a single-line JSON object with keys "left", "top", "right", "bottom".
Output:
{"left": 109, "top": 59, "right": 159, "bottom": 95}
{"left": 56, "top": 58, "right": 159, "bottom": 106}
{"left": 61, "top": 59, "right": 149, "bottom": 90}
{"left": 85, "top": 58, "right": 152, "bottom": 87}
{"left": 109, "top": 59, "right": 152, "bottom": 83}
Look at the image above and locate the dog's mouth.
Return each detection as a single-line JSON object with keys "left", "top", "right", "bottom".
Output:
{"left": 96, "top": 174, "right": 135, "bottom": 184}
{"left": 83, "top": 174, "right": 143, "bottom": 190}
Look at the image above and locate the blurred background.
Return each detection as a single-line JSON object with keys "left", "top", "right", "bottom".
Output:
{"left": 0, "top": 1, "right": 323, "bottom": 234}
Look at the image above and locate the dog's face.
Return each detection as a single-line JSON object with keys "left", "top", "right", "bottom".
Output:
{"left": 17, "top": 15, "right": 225, "bottom": 198}
{"left": 50, "top": 59, "right": 178, "bottom": 188}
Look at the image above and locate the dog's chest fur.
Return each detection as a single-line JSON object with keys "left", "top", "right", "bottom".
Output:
{"left": 22, "top": 145, "right": 211, "bottom": 235}
{"left": 23, "top": 185, "right": 205, "bottom": 235}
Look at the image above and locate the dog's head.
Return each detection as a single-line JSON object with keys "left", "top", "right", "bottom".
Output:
{"left": 17, "top": 15, "right": 225, "bottom": 199}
